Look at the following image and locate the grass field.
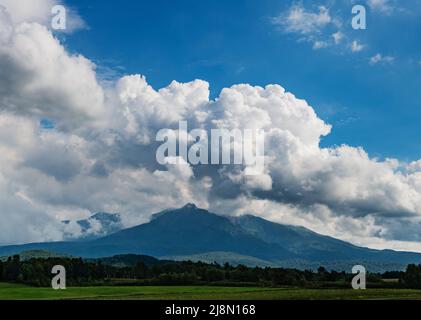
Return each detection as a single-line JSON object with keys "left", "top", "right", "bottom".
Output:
{"left": 2, "top": 283, "right": 421, "bottom": 300}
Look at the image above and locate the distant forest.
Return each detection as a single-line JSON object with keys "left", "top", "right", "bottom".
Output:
{"left": 3, "top": 254, "right": 421, "bottom": 289}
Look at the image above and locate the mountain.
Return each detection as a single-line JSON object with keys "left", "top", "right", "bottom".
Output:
{"left": 62, "top": 212, "right": 123, "bottom": 240}
{"left": 1, "top": 203, "right": 421, "bottom": 271}
{"left": 93, "top": 203, "right": 294, "bottom": 260}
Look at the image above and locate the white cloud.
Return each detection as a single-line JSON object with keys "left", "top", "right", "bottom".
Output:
{"left": 369, "top": 53, "right": 395, "bottom": 64}
{"left": 332, "top": 31, "right": 343, "bottom": 44}
{"left": 313, "top": 40, "right": 329, "bottom": 50}
{"left": 273, "top": 5, "right": 332, "bottom": 35}
{"left": 272, "top": 4, "right": 337, "bottom": 50}
{"left": 0, "top": 0, "right": 57, "bottom": 25}
{"left": 272, "top": 5, "right": 368, "bottom": 55}
{"left": 0, "top": 0, "right": 86, "bottom": 32}
{"left": 0, "top": 8, "right": 104, "bottom": 131}
{"left": 367, "top": 0, "right": 394, "bottom": 14}
{"left": 350, "top": 40, "right": 365, "bottom": 52}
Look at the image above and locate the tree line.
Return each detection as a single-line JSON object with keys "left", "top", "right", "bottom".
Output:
{"left": 2, "top": 254, "right": 421, "bottom": 288}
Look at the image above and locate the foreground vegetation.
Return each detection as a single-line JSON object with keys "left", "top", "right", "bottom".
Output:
{"left": 0, "top": 254, "right": 408, "bottom": 288}
{"left": 2, "top": 283, "right": 421, "bottom": 300}
{"left": 3, "top": 253, "right": 421, "bottom": 299}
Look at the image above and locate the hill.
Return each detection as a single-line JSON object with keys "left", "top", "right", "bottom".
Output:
{"left": 0, "top": 250, "right": 69, "bottom": 262}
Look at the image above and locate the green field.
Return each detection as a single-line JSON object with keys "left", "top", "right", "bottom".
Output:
{"left": 2, "top": 283, "right": 421, "bottom": 300}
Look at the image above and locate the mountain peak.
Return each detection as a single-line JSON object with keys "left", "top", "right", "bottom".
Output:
{"left": 151, "top": 203, "right": 202, "bottom": 221}
{"left": 183, "top": 203, "right": 198, "bottom": 210}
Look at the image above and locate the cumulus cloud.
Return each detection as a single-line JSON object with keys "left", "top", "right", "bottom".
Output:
{"left": 0, "top": 0, "right": 86, "bottom": 32}
{"left": 2, "top": 0, "right": 421, "bottom": 252}
{"left": 0, "top": 11, "right": 105, "bottom": 130}
{"left": 0, "top": 0, "right": 57, "bottom": 25}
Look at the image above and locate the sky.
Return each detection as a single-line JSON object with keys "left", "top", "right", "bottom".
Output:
{"left": 65, "top": 0, "right": 421, "bottom": 160}
{"left": 1, "top": 0, "right": 421, "bottom": 252}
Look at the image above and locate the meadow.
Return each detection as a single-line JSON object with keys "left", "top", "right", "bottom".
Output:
{"left": 2, "top": 283, "right": 421, "bottom": 300}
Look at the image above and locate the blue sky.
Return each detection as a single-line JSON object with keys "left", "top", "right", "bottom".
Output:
{"left": 63, "top": 0, "right": 421, "bottom": 161}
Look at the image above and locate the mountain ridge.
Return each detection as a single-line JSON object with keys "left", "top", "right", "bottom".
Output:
{"left": 1, "top": 203, "right": 421, "bottom": 272}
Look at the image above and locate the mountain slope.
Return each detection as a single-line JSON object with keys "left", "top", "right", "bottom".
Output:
{"left": 231, "top": 214, "right": 421, "bottom": 263}
{"left": 231, "top": 215, "right": 379, "bottom": 261}
{"left": 1, "top": 204, "right": 421, "bottom": 271}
